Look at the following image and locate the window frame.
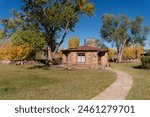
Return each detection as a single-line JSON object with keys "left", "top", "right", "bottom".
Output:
{"left": 77, "top": 53, "right": 86, "bottom": 63}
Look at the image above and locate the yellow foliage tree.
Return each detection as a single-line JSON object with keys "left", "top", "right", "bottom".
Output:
{"left": 0, "top": 42, "right": 15, "bottom": 60}
{"left": 135, "top": 46, "right": 144, "bottom": 58}
{"left": 15, "top": 45, "right": 32, "bottom": 60}
{"left": 68, "top": 37, "right": 80, "bottom": 49}
{"left": 108, "top": 48, "right": 114, "bottom": 59}
{"left": 123, "top": 45, "right": 144, "bottom": 59}
{"left": 0, "top": 42, "right": 32, "bottom": 60}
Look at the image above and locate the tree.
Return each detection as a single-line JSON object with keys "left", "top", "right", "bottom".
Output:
{"left": 0, "top": 42, "right": 15, "bottom": 60}
{"left": 0, "top": 10, "right": 46, "bottom": 60}
{"left": 14, "top": 44, "right": 33, "bottom": 60}
{"left": 0, "top": 41, "right": 32, "bottom": 60}
{"left": 0, "top": 30, "right": 6, "bottom": 39}
{"left": 108, "top": 48, "right": 114, "bottom": 60}
{"left": 95, "top": 39, "right": 107, "bottom": 49}
{"left": 123, "top": 46, "right": 133, "bottom": 59}
{"left": 11, "top": 26, "right": 46, "bottom": 59}
{"left": 123, "top": 45, "right": 144, "bottom": 59}
{"left": 68, "top": 36, "right": 80, "bottom": 49}
{"left": 0, "top": 10, "right": 24, "bottom": 37}
{"left": 100, "top": 14, "right": 150, "bottom": 63}
{"left": 21, "top": 0, "right": 94, "bottom": 63}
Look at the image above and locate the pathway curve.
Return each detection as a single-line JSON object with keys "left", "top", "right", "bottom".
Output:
{"left": 92, "top": 68, "right": 133, "bottom": 100}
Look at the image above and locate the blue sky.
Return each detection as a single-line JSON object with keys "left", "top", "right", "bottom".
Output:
{"left": 0, "top": 0, "right": 150, "bottom": 49}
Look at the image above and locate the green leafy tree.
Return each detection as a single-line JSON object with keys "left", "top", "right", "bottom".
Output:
{"left": 100, "top": 14, "right": 150, "bottom": 63}
{"left": 21, "top": 0, "right": 94, "bottom": 62}
{"left": 0, "top": 30, "right": 6, "bottom": 39}
{"left": 68, "top": 36, "right": 80, "bottom": 49}
{"left": 0, "top": 10, "right": 46, "bottom": 60}
{"left": 95, "top": 39, "right": 107, "bottom": 49}
{"left": 11, "top": 26, "right": 46, "bottom": 59}
{"left": 0, "top": 10, "right": 24, "bottom": 37}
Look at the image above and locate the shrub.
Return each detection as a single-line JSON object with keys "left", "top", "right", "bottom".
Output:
{"left": 141, "top": 56, "right": 150, "bottom": 69}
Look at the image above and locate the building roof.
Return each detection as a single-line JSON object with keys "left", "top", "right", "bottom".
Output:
{"left": 62, "top": 45, "right": 108, "bottom": 52}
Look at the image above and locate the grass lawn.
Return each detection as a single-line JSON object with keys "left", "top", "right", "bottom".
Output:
{"left": 111, "top": 63, "right": 150, "bottom": 100}
{"left": 0, "top": 64, "right": 116, "bottom": 100}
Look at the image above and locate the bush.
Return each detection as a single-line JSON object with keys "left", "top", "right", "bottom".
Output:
{"left": 141, "top": 56, "right": 150, "bottom": 69}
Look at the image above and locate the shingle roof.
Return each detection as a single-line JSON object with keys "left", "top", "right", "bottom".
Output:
{"left": 62, "top": 45, "right": 108, "bottom": 52}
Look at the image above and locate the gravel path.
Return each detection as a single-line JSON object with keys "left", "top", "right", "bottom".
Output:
{"left": 92, "top": 68, "right": 133, "bottom": 100}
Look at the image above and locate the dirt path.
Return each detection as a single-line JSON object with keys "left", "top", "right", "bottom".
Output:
{"left": 92, "top": 68, "right": 133, "bottom": 100}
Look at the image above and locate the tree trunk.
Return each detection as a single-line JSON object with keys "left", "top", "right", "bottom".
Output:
{"left": 48, "top": 46, "right": 53, "bottom": 63}
{"left": 118, "top": 50, "right": 123, "bottom": 63}
{"left": 117, "top": 38, "right": 128, "bottom": 63}
{"left": 45, "top": 22, "right": 69, "bottom": 65}
{"left": 52, "top": 22, "right": 69, "bottom": 59}
{"left": 44, "top": 46, "right": 53, "bottom": 65}
{"left": 53, "top": 31, "right": 67, "bottom": 58}
{"left": 47, "top": 47, "right": 51, "bottom": 61}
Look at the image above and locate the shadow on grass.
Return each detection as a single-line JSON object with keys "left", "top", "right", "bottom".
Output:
{"left": 27, "top": 64, "right": 50, "bottom": 70}
{"left": 27, "top": 64, "right": 75, "bottom": 71}
{"left": 132, "top": 65, "right": 149, "bottom": 70}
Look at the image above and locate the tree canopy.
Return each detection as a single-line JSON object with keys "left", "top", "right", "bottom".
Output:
{"left": 0, "top": 0, "right": 94, "bottom": 63}
{"left": 95, "top": 39, "right": 107, "bottom": 49}
{"left": 100, "top": 14, "right": 150, "bottom": 62}
{"left": 21, "top": 0, "right": 94, "bottom": 61}
{"left": 0, "top": 10, "right": 24, "bottom": 38}
{"left": 0, "top": 9, "right": 46, "bottom": 60}
{"left": 11, "top": 25, "right": 46, "bottom": 59}
{"left": 68, "top": 36, "right": 80, "bottom": 49}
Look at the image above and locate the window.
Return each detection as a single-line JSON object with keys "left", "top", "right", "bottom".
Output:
{"left": 77, "top": 53, "right": 86, "bottom": 63}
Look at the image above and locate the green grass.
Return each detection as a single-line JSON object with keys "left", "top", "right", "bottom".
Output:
{"left": 111, "top": 63, "right": 150, "bottom": 100}
{"left": 0, "top": 64, "right": 116, "bottom": 100}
